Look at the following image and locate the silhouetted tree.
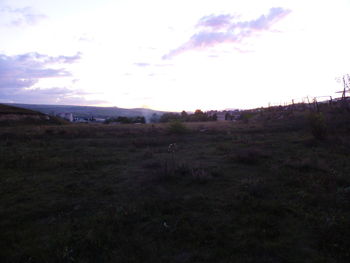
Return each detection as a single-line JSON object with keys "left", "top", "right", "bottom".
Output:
{"left": 105, "top": 116, "right": 145, "bottom": 124}
{"left": 194, "top": 109, "right": 204, "bottom": 115}
{"left": 181, "top": 110, "right": 188, "bottom": 121}
{"left": 159, "top": 113, "right": 181, "bottom": 123}
{"left": 191, "top": 109, "right": 208, "bottom": 122}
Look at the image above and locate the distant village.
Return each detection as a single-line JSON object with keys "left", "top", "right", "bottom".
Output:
{"left": 55, "top": 109, "right": 243, "bottom": 124}
{"left": 54, "top": 93, "right": 350, "bottom": 124}
{"left": 56, "top": 113, "right": 107, "bottom": 123}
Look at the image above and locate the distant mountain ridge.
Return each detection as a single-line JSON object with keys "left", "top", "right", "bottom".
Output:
{"left": 6, "top": 103, "right": 167, "bottom": 120}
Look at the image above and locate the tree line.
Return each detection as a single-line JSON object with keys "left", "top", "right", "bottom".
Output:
{"left": 104, "top": 110, "right": 218, "bottom": 124}
{"left": 105, "top": 116, "right": 146, "bottom": 124}
{"left": 157, "top": 110, "right": 217, "bottom": 123}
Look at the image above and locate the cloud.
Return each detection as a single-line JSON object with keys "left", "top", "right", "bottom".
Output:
{"left": 56, "top": 53, "right": 82, "bottom": 64}
{"left": 77, "top": 33, "right": 95, "bottom": 43}
{"left": 155, "top": 63, "right": 173, "bottom": 67}
{"left": 0, "top": 86, "right": 105, "bottom": 105}
{"left": 11, "top": 52, "right": 81, "bottom": 64}
{"left": 0, "top": 52, "right": 91, "bottom": 105}
{"left": 0, "top": 6, "right": 46, "bottom": 26}
{"left": 197, "top": 14, "right": 236, "bottom": 30}
{"left": 134, "top": 62, "right": 151, "bottom": 67}
{"left": 163, "top": 7, "right": 291, "bottom": 59}
{"left": 0, "top": 52, "right": 81, "bottom": 90}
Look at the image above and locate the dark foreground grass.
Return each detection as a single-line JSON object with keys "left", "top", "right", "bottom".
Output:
{"left": 0, "top": 118, "right": 350, "bottom": 262}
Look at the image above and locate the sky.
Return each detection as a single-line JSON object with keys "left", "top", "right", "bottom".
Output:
{"left": 0, "top": 0, "right": 350, "bottom": 112}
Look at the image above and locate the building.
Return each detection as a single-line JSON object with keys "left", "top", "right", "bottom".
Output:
{"left": 206, "top": 110, "right": 241, "bottom": 121}
{"left": 57, "top": 112, "right": 73, "bottom": 122}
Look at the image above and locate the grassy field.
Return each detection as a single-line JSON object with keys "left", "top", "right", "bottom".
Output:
{"left": 1, "top": 112, "right": 350, "bottom": 262}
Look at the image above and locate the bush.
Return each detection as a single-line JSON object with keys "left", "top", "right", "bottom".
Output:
{"left": 167, "top": 121, "right": 189, "bottom": 134}
{"left": 239, "top": 112, "right": 254, "bottom": 124}
{"left": 308, "top": 112, "right": 327, "bottom": 140}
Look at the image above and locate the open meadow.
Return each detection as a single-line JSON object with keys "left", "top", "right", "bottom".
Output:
{"left": 1, "top": 112, "right": 350, "bottom": 262}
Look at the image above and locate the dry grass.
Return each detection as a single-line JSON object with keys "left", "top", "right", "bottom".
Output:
{"left": 1, "top": 114, "right": 350, "bottom": 263}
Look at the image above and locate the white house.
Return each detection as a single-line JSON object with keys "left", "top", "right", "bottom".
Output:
{"left": 57, "top": 113, "right": 74, "bottom": 122}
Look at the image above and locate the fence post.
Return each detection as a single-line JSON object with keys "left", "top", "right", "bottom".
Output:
{"left": 313, "top": 97, "right": 319, "bottom": 112}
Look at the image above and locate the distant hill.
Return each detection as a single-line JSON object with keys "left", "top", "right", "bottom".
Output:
{"left": 6, "top": 103, "right": 167, "bottom": 120}
{"left": 0, "top": 104, "right": 67, "bottom": 126}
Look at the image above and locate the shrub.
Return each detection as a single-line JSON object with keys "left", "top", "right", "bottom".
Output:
{"left": 167, "top": 121, "right": 189, "bottom": 134}
{"left": 239, "top": 112, "right": 254, "bottom": 124}
{"left": 308, "top": 112, "right": 327, "bottom": 140}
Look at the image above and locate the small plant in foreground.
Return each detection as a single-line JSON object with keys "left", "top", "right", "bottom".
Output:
{"left": 308, "top": 112, "right": 327, "bottom": 140}
{"left": 166, "top": 143, "right": 178, "bottom": 175}
{"left": 167, "top": 121, "right": 188, "bottom": 134}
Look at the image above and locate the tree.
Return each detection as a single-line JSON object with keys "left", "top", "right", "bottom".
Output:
{"left": 150, "top": 113, "right": 160, "bottom": 123}
{"left": 191, "top": 109, "right": 208, "bottom": 122}
{"left": 194, "top": 109, "right": 204, "bottom": 115}
{"left": 159, "top": 113, "right": 181, "bottom": 123}
{"left": 180, "top": 110, "right": 188, "bottom": 121}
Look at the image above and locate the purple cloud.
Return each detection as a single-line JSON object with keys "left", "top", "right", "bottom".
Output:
{"left": 0, "top": 52, "right": 81, "bottom": 90}
{"left": 12, "top": 52, "right": 81, "bottom": 64}
{"left": 236, "top": 7, "right": 289, "bottom": 31}
{"left": 0, "top": 87, "right": 106, "bottom": 105}
{"left": 197, "top": 14, "right": 235, "bottom": 30}
{"left": 163, "top": 7, "right": 291, "bottom": 59}
{"left": 0, "top": 6, "right": 46, "bottom": 26}
{"left": 0, "top": 52, "right": 105, "bottom": 105}
{"left": 56, "top": 53, "right": 82, "bottom": 64}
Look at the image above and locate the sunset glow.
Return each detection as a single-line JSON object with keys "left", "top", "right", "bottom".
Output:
{"left": 1, "top": 0, "right": 350, "bottom": 111}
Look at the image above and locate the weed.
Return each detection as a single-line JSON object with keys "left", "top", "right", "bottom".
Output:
{"left": 308, "top": 112, "right": 328, "bottom": 140}
{"left": 190, "top": 168, "right": 212, "bottom": 183}
{"left": 167, "top": 121, "right": 189, "bottom": 134}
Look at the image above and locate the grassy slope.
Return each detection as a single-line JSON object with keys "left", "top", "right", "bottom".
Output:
{"left": 0, "top": 112, "right": 349, "bottom": 262}
{"left": 0, "top": 104, "right": 67, "bottom": 126}
{"left": 0, "top": 104, "right": 45, "bottom": 115}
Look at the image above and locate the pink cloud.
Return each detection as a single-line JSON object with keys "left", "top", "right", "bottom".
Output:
{"left": 197, "top": 14, "right": 235, "bottom": 30}
{"left": 0, "top": 52, "right": 81, "bottom": 90}
{"left": 163, "top": 7, "right": 291, "bottom": 59}
{"left": 0, "top": 6, "right": 47, "bottom": 26}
